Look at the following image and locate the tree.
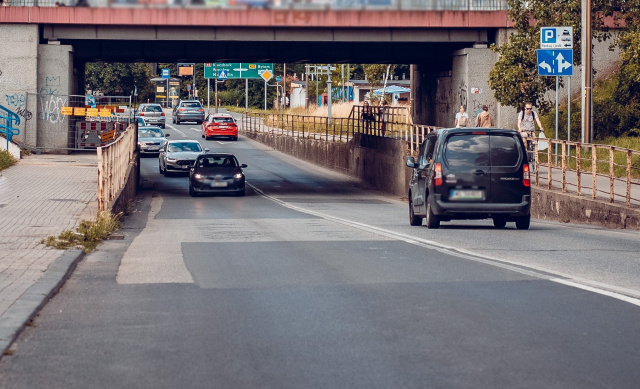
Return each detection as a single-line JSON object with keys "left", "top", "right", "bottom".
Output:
{"left": 488, "top": 0, "right": 614, "bottom": 112}
{"left": 85, "top": 63, "right": 154, "bottom": 102}
{"left": 363, "top": 64, "right": 397, "bottom": 102}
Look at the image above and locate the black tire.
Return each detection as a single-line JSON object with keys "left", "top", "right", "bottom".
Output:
{"left": 175, "top": 118, "right": 180, "bottom": 125}
{"left": 425, "top": 200, "right": 440, "bottom": 229}
{"left": 189, "top": 185, "right": 196, "bottom": 197}
{"left": 201, "top": 133, "right": 205, "bottom": 139}
{"left": 161, "top": 124, "right": 165, "bottom": 129}
{"left": 515, "top": 215, "right": 531, "bottom": 230}
{"left": 237, "top": 187, "right": 246, "bottom": 197}
{"left": 159, "top": 163, "right": 165, "bottom": 175}
{"left": 409, "top": 196, "right": 422, "bottom": 226}
{"left": 232, "top": 137, "right": 238, "bottom": 141}
{"left": 493, "top": 217, "right": 507, "bottom": 228}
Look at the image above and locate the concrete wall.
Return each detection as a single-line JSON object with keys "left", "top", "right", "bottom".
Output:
{"left": 0, "top": 24, "right": 39, "bottom": 147}
{"left": 243, "top": 131, "right": 640, "bottom": 231}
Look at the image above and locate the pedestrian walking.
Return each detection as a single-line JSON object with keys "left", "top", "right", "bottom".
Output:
{"left": 454, "top": 105, "right": 469, "bottom": 127}
{"left": 361, "top": 101, "right": 375, "bottom": 134}
{"left": 475, "top": 105, "right": 494, "bottom": 128}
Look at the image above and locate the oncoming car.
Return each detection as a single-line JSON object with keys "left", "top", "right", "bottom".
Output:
{"left": 201, "top": 113, "right": 238, "bottom": 141}
{"left": 406, "top": 128, "right": 531, "bottom": 229}
{"left": 159, "top": 140, "right": 208, "bottom": 176}
{"left": 189, "top": 153, "right": 247, "bottom": 197}
{"left": 137, "top": 126, "right": 169, "bottom": 156}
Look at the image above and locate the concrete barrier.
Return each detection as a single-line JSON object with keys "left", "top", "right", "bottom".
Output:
{"left": 243, "top": 131, "right": 640, "bottom": 231}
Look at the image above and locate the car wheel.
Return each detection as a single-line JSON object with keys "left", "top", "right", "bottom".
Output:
{"left": 232, "top": 137, "right": 238, "bottom": 141}
{"left": 189, "top": 185, "right": 196, "bottom": 197}
{"left": 493, "top": 217, "right": 507, "bottom": 228}
{"left": 161, "top": 124, "right": 165, "bottom": 129}
{"left": 202, "top": 133, "right": 205, "bottom": 139}
{"left": 237, "top": 187, "right": 246, "bottom": 197}
{"left": 515, "top": 215, "right": 531, "bottom": 230}
{"left": 425, "top": 200, "right": 440, "bottom": 229}
{"left": 409, "top": 196, "right": 422, "bottom": 226}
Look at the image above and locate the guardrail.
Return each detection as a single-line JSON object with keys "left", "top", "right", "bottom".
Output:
{"left": 97, "top": 124, "right": 135, "bottom": 212}
{"left": 4, "top": 0, "right": 508, "bottom": 10}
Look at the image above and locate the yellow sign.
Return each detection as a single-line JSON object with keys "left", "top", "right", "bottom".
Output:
{"left": 260, "top": 70, "right": 273, "bottom": 82}
{"left": 86, "top": 108, "right": 99, "bottom": 117}
{"left": 74, "top": 107, "right": 86, "bottom": 116}
{"left": 61, "top": 107, "right": 73, "bottom": 115}
{"left": 99, "top": 109, "right": 112, "bottom": 117}
{"left": 249, "top": 64, "right": 257, "bottom": 69}
{"left": 156, "top": 86, "right": 165, "bottom": 93}
{"left": 100, "top": 130, "right": 117, "bottom": 142}
{"left": 156, "top": 95, "right": 166, "bottom": 98}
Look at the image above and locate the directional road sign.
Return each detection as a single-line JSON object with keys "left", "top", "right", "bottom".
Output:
{"left": 537, "top": 49, "right": 573, "bottom": 76}
{"left": 204, "top": 63, "right": 274, "bottom": 79}
{"left": 541, "top": 27, "right": 573, "bottom": 49}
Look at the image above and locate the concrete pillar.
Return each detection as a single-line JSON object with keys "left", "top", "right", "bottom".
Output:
{"left": 37, "top": 42, "right": 74, "bottom": 151}
{"left": 411, "top": 64, "right": 439, "bottom": 126}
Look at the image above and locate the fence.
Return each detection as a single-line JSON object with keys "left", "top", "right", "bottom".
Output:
{"left": 241, "top": 105, "right": 413, "bottom": 142}
{"left": 4, "top": 0, "right": 508, "bottom": 10}
{"left": 0, "top": 104, "right": 21, "bottom": 151}
{"left": 97, "top": 124, "right": 136, "bottom": 212}
{"left": 17, "top": 93, "right": 133, "bottom": 152}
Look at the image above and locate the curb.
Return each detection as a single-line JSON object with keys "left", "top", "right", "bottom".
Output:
{"left": 0, "top": 249, "right": 85, "bottom": 356}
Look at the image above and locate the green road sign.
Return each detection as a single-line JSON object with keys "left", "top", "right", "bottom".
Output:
{"left": 204, "top": 63, "right": 274, "bottom": 79}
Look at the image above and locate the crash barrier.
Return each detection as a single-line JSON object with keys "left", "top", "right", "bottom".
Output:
{"left": 75, "top": 121, "right": 129, "bottom": 149}
{"left": 97, "top": 124, "right": 136, "bottom": 212}
{"left": 0, "top": 104, "right": 21, "bottom": 150}
{"left": 6, "top": 0, "right": 508, "bottom": 11}
{"left": 241, "top": 105, "right": 413, "bottom": 143}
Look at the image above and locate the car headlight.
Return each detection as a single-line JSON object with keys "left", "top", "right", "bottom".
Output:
{"left": 166, "top": 157, "right": 176, "bottom": 162}
{"left": 234, "top": 173, "right": 244, "bottom": 180}
{"left": 193, "top": 173, "right": 205, "bottom": 180}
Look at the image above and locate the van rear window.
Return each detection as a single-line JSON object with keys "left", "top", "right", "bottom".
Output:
{"left": 444, "top": 134, "right": 490, "bottom": 167}
{"left": 490, "top": 135, "right": 521, "bottom": 167}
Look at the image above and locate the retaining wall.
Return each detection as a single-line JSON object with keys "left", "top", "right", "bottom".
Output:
{"left": 244, "top": 131, "right": 640, "bottom": 231}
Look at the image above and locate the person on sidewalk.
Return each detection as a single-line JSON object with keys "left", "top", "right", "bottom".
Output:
{"left": 454, "top": 105, "right": 469, "bottom": 127}
{"left": 475, "top": 105, "right": 494, "bottom": 128}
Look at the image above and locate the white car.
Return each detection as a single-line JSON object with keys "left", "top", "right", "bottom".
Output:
{"left": 158, "top": 140, "right": 208, "bottom": 176}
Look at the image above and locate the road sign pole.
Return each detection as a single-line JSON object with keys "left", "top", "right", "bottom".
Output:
{"left": 554, "top": 76, "right": 559, "bottom": 166}
{"left": 327, "top": 64, "right": 332, "bottom": 120}
{"left": 245, "top": 78, "right": 248, "bottom": 112}
{"left": 568, "top": 76, "right": 571, "bottom": 149}
{"left": 264, "top": 80, "right": 267, "bottom": 111}
{"left": 207, "top": 78, "right": 210, "bottom": 115}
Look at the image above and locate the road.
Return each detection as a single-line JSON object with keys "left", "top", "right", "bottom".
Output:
{"left": 1, "top": 111, "right": 639, "bottom": 388}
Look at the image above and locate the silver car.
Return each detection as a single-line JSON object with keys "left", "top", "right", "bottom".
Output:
{"left": 159, "top": 140, "right": 208, "bottom": 176}
{"left": 138, "top": 103, "right": 166, "bottom": 129}
{"left": 172, "top": 100, "right": 205, "bottom": 124}
{"left": 137, "top": 126, "right": 169, "bottom": 156}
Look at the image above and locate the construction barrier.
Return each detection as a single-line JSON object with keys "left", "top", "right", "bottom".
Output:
{"left": 75, "top": 121, "right": 128, "bottom": 149}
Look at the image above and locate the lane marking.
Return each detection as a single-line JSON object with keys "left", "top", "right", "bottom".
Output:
{"left": 248, "top": 183, "right": 640, "bottom": 307}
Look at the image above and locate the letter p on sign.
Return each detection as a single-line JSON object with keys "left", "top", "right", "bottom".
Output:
{"left": 544, "top": 29, "right": 556, "bottom": 43}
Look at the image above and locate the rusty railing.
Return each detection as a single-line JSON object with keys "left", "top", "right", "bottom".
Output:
{"left": 97, "top": 124, "right": 135, "bottom": 211}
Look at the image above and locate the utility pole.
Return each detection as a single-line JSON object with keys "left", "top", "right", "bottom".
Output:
{"left": 327, "top": 64, "right": 332, "bottom": 120}
{"left": 581, "top": 0, "right": 592, "bottom": 142}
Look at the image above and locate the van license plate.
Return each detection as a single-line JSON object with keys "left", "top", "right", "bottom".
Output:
{"left": 450, "top": 189, "right": 484, "bottom": 200}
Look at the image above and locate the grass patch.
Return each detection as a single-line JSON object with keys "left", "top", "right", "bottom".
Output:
{"left": 41, "top": 211, "right": 122, "bottom": 253}
{"left": 0, "top": 149, "right": 17, "bottom": 172}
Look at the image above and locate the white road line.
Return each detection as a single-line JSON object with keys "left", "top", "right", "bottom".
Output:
{"left": 248, "top": 183, "right": 640, "bottom": 307}
{"left": 165, "top": 125, "right": 187, "bottom": 137}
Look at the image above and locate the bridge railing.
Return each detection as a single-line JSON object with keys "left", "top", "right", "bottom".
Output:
{"left": 4, "top": 0, "right": 508, "bottom": 10}
{"left": 97, "top": 123, "right": 135, "bottom": 212}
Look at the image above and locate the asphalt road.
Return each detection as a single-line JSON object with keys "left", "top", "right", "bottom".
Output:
{"left": 1, "top": 112, "right": 639, "bottom": 388}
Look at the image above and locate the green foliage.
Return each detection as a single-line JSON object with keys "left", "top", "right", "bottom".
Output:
{"left": 489, "top": 0, "right": 615, "bottom": 112}
{"left": 363, "top": 64, "right": 397, "bottom": 95}
{"left": 0, "top": 149, "right": 17, "bottom": 172}
{"left": 41, "top": 211, "right": 122, "bottom": 253}
{"left": 85, "top": 63, "right": 155, "bottom": 101}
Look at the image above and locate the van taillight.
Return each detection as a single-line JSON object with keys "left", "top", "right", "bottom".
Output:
{"left": 161, "top": 112, "right": 165, "bottom": 116}
{"left": 523, "top": 163, "right": 530, "bottom": 187}
{"left": 139, "top": 112, "right": 144, "bottom": 116}
{"left": 434, "top": 163, "right": 443, "bottom": 186}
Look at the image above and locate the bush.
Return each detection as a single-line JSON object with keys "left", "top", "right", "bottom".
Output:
{"left": 0, "top": 148, "right": 17, "bottom": 172}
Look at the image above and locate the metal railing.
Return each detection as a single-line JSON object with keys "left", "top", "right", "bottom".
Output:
{"left": 3, "top": 0, "right": 508, "bottom": 10}
{"left": 0, "top": 104, "right": 20, "bottom": 151}
{"left": 97, "top": 124, "right": 136, "bottom": 211}
{"left": 529, "top": 138, "right": 640, "bottom": 208}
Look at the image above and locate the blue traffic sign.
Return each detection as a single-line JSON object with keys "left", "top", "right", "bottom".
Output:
{"left": 276, "top": 76, "right": 281, "bottom": 83}
{"left": 537, "top": 49, "right": 573, "bottom": 76}
{"left": 218, "top": 70, "right": 228, "bottom": 80}
{"left": 161, "top": 68, "right": 170, "bottom": 79}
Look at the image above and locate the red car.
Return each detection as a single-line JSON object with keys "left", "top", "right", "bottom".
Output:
{"left": 201, "top": 113, "right": 238, "bottom": 141}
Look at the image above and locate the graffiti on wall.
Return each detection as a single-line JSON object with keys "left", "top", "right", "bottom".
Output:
{"left": 456, "top": 80, "right": 468, "bottom": 111}
{"left": 39, "top": 76, "right": 61, "bottom": 96}
{"left": 39, "top": 94, "right": 68, "bottom": 124}
{"left": 5, "top": 93, "right": 33, "bottom": 121}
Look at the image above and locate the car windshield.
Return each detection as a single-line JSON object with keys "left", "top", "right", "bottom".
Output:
{"left": 183, "top": 102, "right": 202, "bottom": 108}
{"left": 168, "top": 143, "right": 202, "bottom": 152}
{"left": 211, "top": 117, "right": 235, "bottom": 124}
{"left": 197, "top": 156, "right": 237, "bottom": 168}
{"left": 143, "top": 105, "right": 162, "bottom": 113}
{"left": 138, "top": 128, "right": 164, "bottom": 138}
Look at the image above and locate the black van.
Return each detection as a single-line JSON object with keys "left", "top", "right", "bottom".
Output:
{"left": 406, "top": 128, "right": 531, "bottom": 229}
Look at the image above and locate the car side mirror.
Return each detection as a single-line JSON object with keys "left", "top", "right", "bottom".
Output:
{"left": 406, "top": 156, "right": 416, "bottom": 168}
{"left": 204, "top": 148, "right": 210, "bottom": 152}
{"left": 165, "top": 133, "right": 170, "bottom": 137}
{"left": 241, "top": 164, "right": 248, "bottom": 168}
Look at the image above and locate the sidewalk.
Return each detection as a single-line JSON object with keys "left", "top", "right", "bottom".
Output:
{"left": 0, "top": 152, "right": 98, "bottom": 354}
